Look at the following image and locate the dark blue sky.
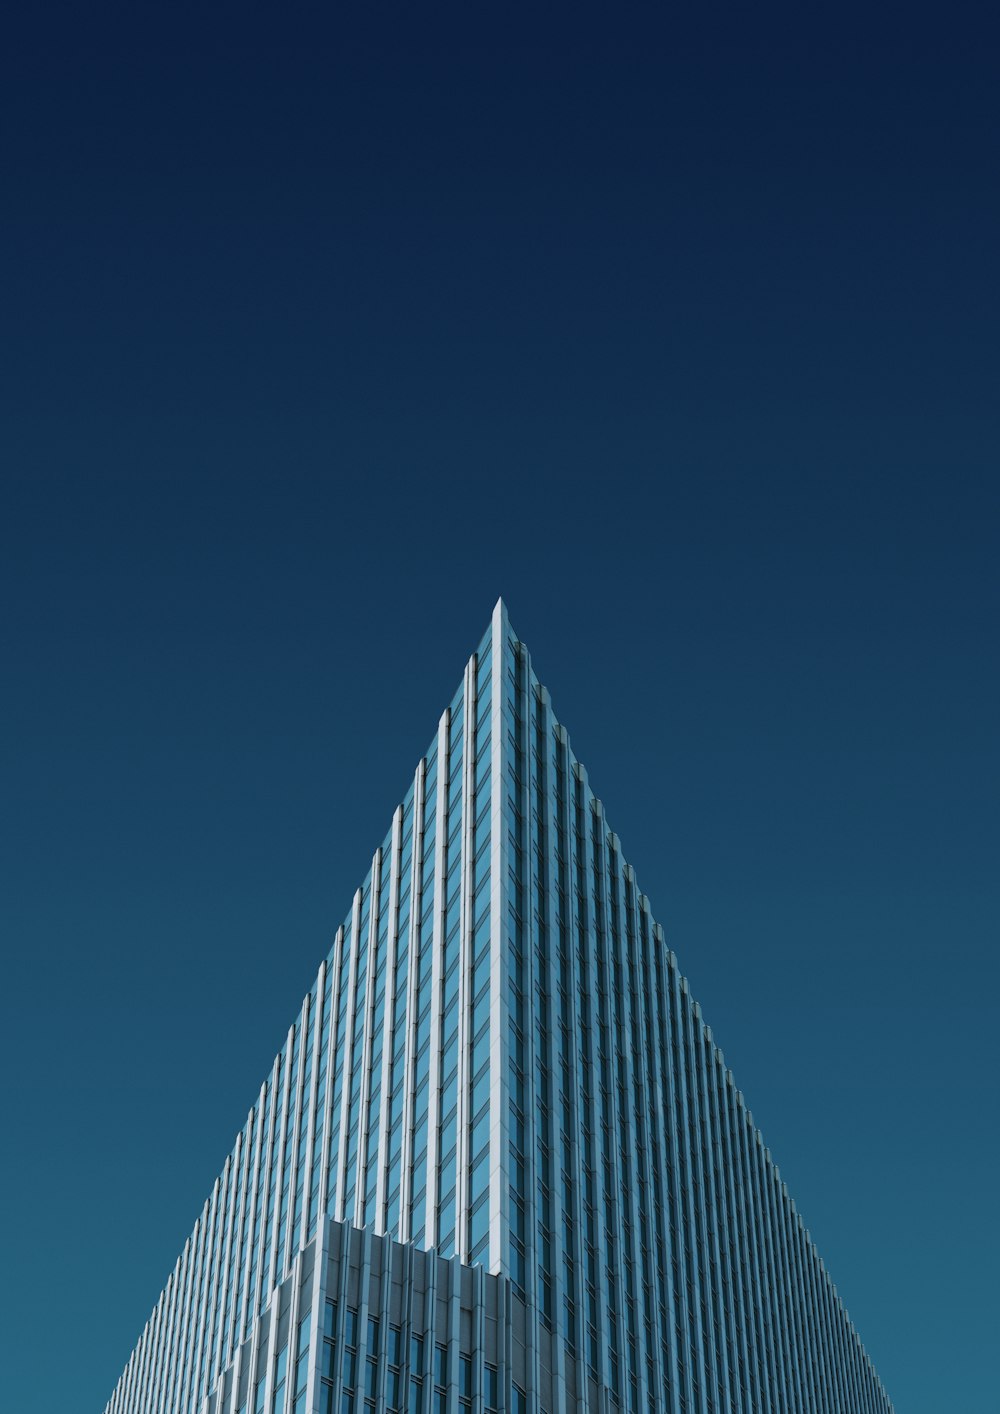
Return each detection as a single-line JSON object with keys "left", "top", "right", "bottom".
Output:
{"left": 2, "top": 6, "right": 997, "bottom": 1411}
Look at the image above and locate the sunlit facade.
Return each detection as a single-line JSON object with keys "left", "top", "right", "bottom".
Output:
{"left": 105, "top": 600, "right": 893, "bottom": 1414}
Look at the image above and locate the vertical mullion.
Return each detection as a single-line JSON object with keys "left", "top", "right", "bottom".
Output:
{"left": 455, "top": 660, "right": 475, "bottom": 1261}
{"left": 221, "top": 1147, "right": 241, "bottom": 1382}
{"left": 423, "top": 711, "right": 450, "bottom": 1246}
{"left": 592, "top": 806, "right": 629, "bottom": 1407}
{"left": 235, "top": 1094, "right": 265, "bottom": 1342}
{"left": 557, "top": 741, "right": 594, "bottom": 1405}
{"left": 712, "top": 1066, "right": 755, "bottom": 1414}
{"left": 266, "top": 1029, "right": 295, "bottom": 1293}
{"left": 354, "top": 847, "right": 383, "bottom": 1229}
{"left": 397, "top": 761, "right": 425, "bottom": 1244}
{"left": 298, "top": 961, "right": 327, "bottom": 1242}
{"left": 189, "top": 1202, "right": 213, "bottom": 1411}
{"left": 195, "top": 1174, "right": 224, "bottom": 1406}
{"left": 647, "top": 922, "right": 684, "bottom": 1413}
{"left": 487, "top": 596, "right": 511, "bottom": 1276}
{"left": 692, "top": 1020, "right": 732, "bottom": 1414}
{"left": 374, "top": 815, "right": 402, "bottom": 1229}
{"left": 320, "top": 923, "right": 345, "bottom": 1217}
{"left": 334, "top": 893, "right": 362, "bottom": 1222}
{"left": 673, "top": 975, "right": 710, "bottom": 1414}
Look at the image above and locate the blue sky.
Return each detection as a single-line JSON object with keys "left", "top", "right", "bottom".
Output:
{"left": 1, "top": 6, "right": 997, "bottom": 1411}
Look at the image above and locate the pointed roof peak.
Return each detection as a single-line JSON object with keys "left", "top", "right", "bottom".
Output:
{"left": 491, "top": 595, "right": 512, "bottom": 639}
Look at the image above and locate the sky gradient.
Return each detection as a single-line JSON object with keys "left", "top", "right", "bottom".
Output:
{"left": 1, "top": 6, "right": 998, "bottom": 1412}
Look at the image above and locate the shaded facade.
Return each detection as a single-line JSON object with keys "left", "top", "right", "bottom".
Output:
{"left": 105, "top": 601, "right": 893, "bottom": 1413}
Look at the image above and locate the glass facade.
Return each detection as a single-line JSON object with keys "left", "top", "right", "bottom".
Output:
{"left": 105, "top": 600, "right": 893, "bottom": 1414}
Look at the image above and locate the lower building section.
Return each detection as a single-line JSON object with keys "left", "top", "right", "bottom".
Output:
{"left": 206, "top": 1215, "right": 533, "bottom": 1414}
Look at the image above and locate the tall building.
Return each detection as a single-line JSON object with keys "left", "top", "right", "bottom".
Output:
{"left": 104, "top": 601, "right": 893, "bottom": 1414}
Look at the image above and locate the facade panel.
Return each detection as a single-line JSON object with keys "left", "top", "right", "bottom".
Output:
{"left": 105, "top": 602, "right": 892, "bottom": 1413}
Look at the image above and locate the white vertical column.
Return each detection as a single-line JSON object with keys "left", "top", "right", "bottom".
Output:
{"left": 167, "top": 1252, "right": 193, "bottom": 1414}
{"left": 227, "top": 1123, "right": 254, "bottom": 1369}
{"left": 192, "top": 1175, "right": 223, "bottom": 1410}
{"left": 691, "top": 1020, "right": 732, "bottom": 1414}
{"left": 374, "top": 810, "right": 402, "bottom": 1229}
{"left": 626, "top": 888, "right": 665, "bottom": 1413}
{"left": 150, "top": 1278, "right": 176, "bottom": 1414}
{"left": 318, "top": 924, "right": 345, "bottom": 1217}
{"left": 280, "top": 991, "right": 313, "bottom": 1273}
{"left": 397, "top": 761, "right": 425, "bottom": 1245}
{"left": 422, "top": 710, "right": 450, "bottom": 1247}
{"left": 454, "top": 658, "right": 475, "bottom": 1262}
{"left": 486, "top": 596, "right": 510, "bottom": 1276}
{"left": 644, "top": 915, "right": 682, "bottom": 1411}
{"left": 211, "top": 1149, "right": 238, "bottom": 1392}
{"left": 249, "top": 1067, "right": 279, "bottom": 1325}
{"left": 711, "top": 1054, "right": 756, "bottom": 1413}
{"left": 133, "top": 1295, "right": 163, "bottom": 1414}
{"left": 235, "top": 1090, "right": 267, "bottom": 1344}
{"left": 256, "top": 1259, "right": 280, "bottom": 1414}
{"left": 353, "top": 847, "right": 382, "bottom": 1228}
{"left": 515, "top": 645, "right": 542, "bottom": 1406}
{"left": 304, "top": 1209, "right": 334, "bottom": 1414}
{"left": 265, "top": 1027, "right": 296, "bottom": 1295}
{"left": 190, "top": 1200, "right": 214, "bottom": 1410}
{"left": 610, "top": 851, "right": 651, "bottom": 1414}
{"left": 334, "top": 892, "right": 362, "bottom": 1221}
{"left": 299, "top": 959, "right": 327, "bottom": 1241}
{"left": 183, "top": 1211, "right": 208, "bottom": 1414}
{"left": 153, "top": 1253, "right": 182, "bottom": 1414}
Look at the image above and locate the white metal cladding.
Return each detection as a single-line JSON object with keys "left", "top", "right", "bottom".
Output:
{"left": 104, "top": 601, "right": 894, "bottom": 1414}
{"left": 200, "top": 1213, "right": 521, "bottom": 1414}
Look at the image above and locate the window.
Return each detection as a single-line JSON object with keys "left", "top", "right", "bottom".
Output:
{"left": 485, "top": 1364, "right": 498, "bottom": 1411}
{"left": 272, "top": 1345, "right": 289, "bottom": 1413}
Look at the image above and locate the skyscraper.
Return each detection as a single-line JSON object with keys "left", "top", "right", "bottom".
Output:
{"left": 104, "top": 601, "right": 893, "bottom": 1414}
